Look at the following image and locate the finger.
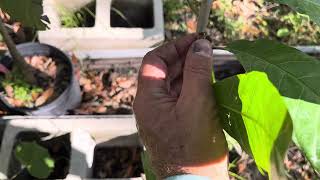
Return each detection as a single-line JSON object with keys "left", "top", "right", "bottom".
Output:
{"left": 138, "top": 34, "right": 197, "bottom": 94}
{"left": 151, "top": 34, "right": 198, "bottom": 96}
{"left": 153, "top": 34, "right": 198, "bottom": 65}
{"left": 178, "top": 39, "right": 214, "bottom": 105}
{"left": 138, "top": 52, "right": 168, "bottom": 94}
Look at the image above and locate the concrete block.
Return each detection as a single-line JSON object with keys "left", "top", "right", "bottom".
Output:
{"left": 39, "top": 0, "right": 164, "bottom": 51}
{"left": 0, "top": 115, "right": 140, "bottom": 179}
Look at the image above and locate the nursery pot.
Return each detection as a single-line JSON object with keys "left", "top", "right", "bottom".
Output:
{"left": 0, "top": 43, "right": 81, "bottom": 115}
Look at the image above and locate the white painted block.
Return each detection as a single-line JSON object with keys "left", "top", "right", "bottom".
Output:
{"left": 0, "top": 116, "right": 140, "bottom": 179}
{"left": 39, "top": 0, "right": 164, "bottom": 51}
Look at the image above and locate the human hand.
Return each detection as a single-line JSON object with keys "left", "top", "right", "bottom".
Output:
{"left": 133, "top": 34, "right": 229, "bottom": 179}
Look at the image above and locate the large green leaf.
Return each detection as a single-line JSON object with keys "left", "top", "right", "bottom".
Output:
{"left": 273, "top": 0, "right": 320, "bottom": 25}
{"left": 0, "top": 0, "right": 45, "bottom": 29}
{"left": 15, "top": 141, "right": 54, "bottom": 179}
{"left": 214, "top": 71, "right": 292, "bottom": 177}
{"left": 141, "top": 151, "right": 156, "bottom": 180}
{"left": 227, "top": 39, "right": 320, "bottom": 172}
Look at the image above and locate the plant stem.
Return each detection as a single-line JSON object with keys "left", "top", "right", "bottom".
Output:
{"left": 0, "top": 18, "right": 24, "bottom": 63}
{"left": 186, "top": 0, "right": 199, "bottom": 16}
{"left": 196, "top": 0, "right": 213, "bottom": 33}
{"left": 0, "top": 17, "right": 37, "bottom": 84}
{"left": 196, "top": 0, "right": 216, "bottom": 82}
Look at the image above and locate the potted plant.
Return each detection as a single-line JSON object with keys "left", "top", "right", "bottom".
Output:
{"left": 143, "top": 0, "right": 320, "bottom": 180}
{"left": 0, "top": 0, "right": 81, "bottom": 115}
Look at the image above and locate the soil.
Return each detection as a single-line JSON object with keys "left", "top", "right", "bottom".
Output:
{"left": 229, "top": 146, "right": 320, "bottom": 180}
{"left": 91, "top": 145, "right": 319, "bottom": 179}
{"left": 0, "top": 55, "right": 70, "bottom": 109}
{"left": 72, "top": 68, "right": 137, "bottom": 115}
{"left": 92, "top": 147, "right": 143, "bottom": 178}
{"left": 285, "top": 146, "right": 320, "bottom": 180}
{"left": 10, "top": 132, "right": 71, "bottom": 180}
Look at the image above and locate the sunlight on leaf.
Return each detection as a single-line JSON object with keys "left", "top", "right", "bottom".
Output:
{"left": 227, "top": 39, "right": 320, "bottom": 172}
{"left": 284, "top": 97, "right": 320, "bottom": 169}
{"left": 214, "top": 71, "right": 292, "bottom": 177}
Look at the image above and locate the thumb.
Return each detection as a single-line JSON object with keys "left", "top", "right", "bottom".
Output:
{"left": 178, "top": 39, "right": 214, "bottom": 105}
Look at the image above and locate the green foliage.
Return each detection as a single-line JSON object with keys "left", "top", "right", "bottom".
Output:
{"left": 163, "top": 0, "right": 186, "bottom": 22}
{"left": 227, "top": 39, "right": 320, "bottom": 172}
{"left": 162, "top": 0, "right": 320, "bottom": 44}
{"left": 60, "top": 10, "right": 85, "bottom": 28}
{"left": 273, "top": 0, "right": 320, "bottom": 25}
{"left": 2, "top": 72, "right": 43, "bottom": 104}
{"left": 59, "top": 6, "right": 95, "bottom": 28}
{"left": 15, "top": 141, "right": 54, "bottom": 179}
{"left": 0, "top": 0, "right": 45, "bottom": 29}
{"left": 276, "top": 28, "right": 290, "bottom": 38}
{"left": 141, "top": 1, "right": 320, "bottom": 180}
{"left": 211, "top": 0, "right": 266, "bottom": 40}
{"left": 163, "top": 0, "right": 189, "bottom": 32}
{"left": 141, "top": 151, "right": 157, "bottom": 180}
{"left": 272, "top": 10, "right": 320, "bottom": 45}
{"left": 214, "top": 71, "right": 292, "bottom": 177}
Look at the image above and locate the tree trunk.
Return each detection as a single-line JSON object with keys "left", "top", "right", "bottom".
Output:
{"left": 0, "top": 17, "right": 37, "bottom": 84}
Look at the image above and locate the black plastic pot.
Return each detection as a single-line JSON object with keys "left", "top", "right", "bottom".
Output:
{"left": 0, "top": 43, "right": 81, "bottom": 115}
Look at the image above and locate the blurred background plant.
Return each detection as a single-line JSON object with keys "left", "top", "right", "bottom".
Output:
{"left": 2, "top": 0, "right": 319, "bottom": 46}
{"left": 59, "top": 2, "right": 96, "bottom": 28}
{"left": 163, "top": 0, "right": 320, "bottom": 46}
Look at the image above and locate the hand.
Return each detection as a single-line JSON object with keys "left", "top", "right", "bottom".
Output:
{"left": 134, "top": 34, "right": 229, "bottom": 179}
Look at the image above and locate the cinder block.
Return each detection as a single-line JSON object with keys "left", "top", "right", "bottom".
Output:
{"left": 0, "top": 115, "right": 141, "bottom": 179}
{"left": 38, "top": 0, "right": 164, "bottom": 51}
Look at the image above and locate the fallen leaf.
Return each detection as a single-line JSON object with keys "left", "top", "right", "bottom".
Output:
{"left": 96, "top": 106, "right": 107, "bottom": 113}
{"left": 31, "top": 91, "right": 40, "bottom": 101}
{"left": 13, "top": 99, "right": 24, "bottom": 107}
{"left": 118, "top": 77, "right": 135, "bottom": 89}
{"left": 4, "top": 85, "right": 14, "bottom": 97}
{"left": 35, "top": 87, "right": 54, "bottom": 107}
{"left": 83, "top": 83, "right": 93, "bottom": 92}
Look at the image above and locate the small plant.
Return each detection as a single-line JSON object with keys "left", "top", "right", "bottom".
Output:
{"left": 59, "top": 4, "right": 96, "bottom": 28}
{"left": 2, "top": 74, "right": 43, "bottom": 107}
{"left": 0, "top": 1, "right": 67, "bottom": 110}
{"left": 14, "top": 141, "right": 54, "bottom": 179}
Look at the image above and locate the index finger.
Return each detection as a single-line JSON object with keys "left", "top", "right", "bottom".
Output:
{"left": 153, "top": 34, "right": 198, "bottom": 65}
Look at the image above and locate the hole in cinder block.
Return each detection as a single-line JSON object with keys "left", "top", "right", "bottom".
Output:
{"left": 92, "top": 146, "right": 143, "bottom": 178}
{"left": 59, "top": 1, "right": 96, "bottom": 28}
{"left": 8, "top": 131, "right": 71, "bottom": 180}
{"left": 111, "top": 0, "right": 154, "bottom": 28}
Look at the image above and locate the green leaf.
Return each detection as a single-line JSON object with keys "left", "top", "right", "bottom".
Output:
{"left": 141, "top": 151, "right": 156, "bottom": 180}
{"left": 0, "top": 0, "right": 45, "bottom": 29}
{"left": 227, "top": 39, "right": 320, "bottom": 172}
{"left": 273, "top": 0, "right": 320, "bottom": 25}
{"left": 214, "top": 71, "right": 292, "bottom": 177}
{"left": 276, "top": 28, "right": 290, "bottom": 38}
{"left": 15, "top": 141, "right": 54, "bottom": 179}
